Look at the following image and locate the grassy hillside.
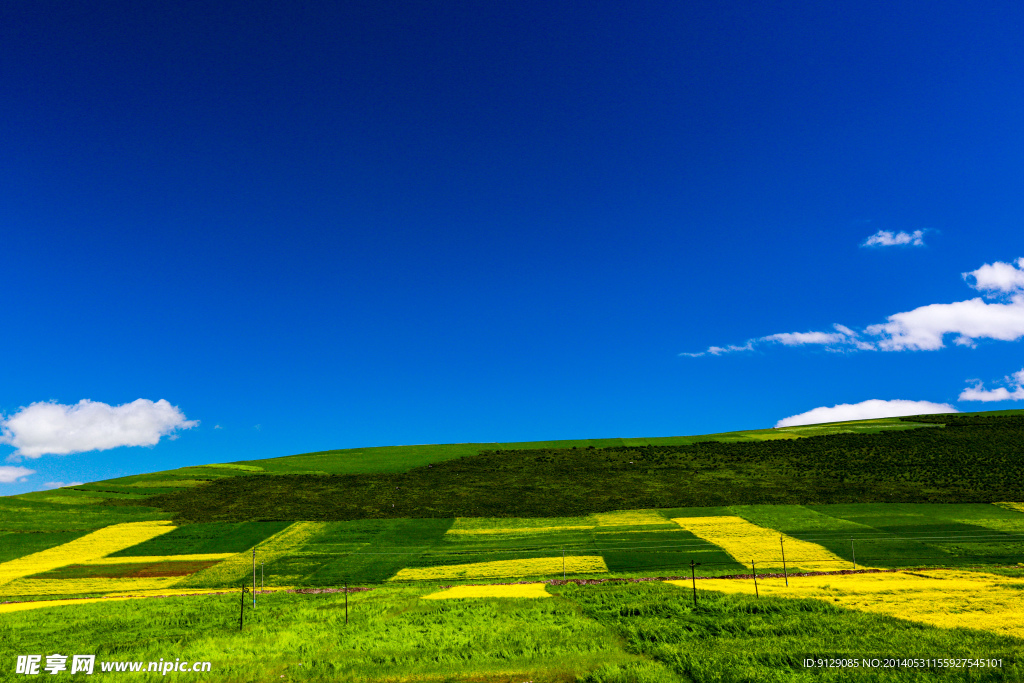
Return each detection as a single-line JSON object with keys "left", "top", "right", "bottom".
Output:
{"left": 10, "top": 413, "right": 954, "bottom": 511}
{"left": 140, "top": 412, "right": 1024, "bottom": 523}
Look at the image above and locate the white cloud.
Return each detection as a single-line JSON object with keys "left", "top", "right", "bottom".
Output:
{"left": 963, "top": 257, "right": 1024, "bottom": 294}
{"left": 775, "top": 399, "right": 959, "bottom": 428}
{"left": 43, "top": 481, "right": 85, "bottom": 489}
{"left": 1, "top": 399, "right": 198, "bottom": 459}
{"left": 681, "top": 258, "right": 1024, "bottom": 356}
{"left": 679, "top": 341, "right": 754, "bottom": 358}
{"left": 0, "top": 466, "right": 36, "bottom": 483}
{"left": 862, "top": 230, "right": 925, "bottom": 247}
{"left": 865, "top": 296, "right": 1024, "bottom": 351}
{"left": 959, "top": 368, "right": 1024, "bottom": 402}
{"left": 761, "top": 331, "right": 847, "bottom": 346}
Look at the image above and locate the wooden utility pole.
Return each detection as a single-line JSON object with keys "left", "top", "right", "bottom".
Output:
{"left": 689, "top": 560, "right": 701, "bottom": 607}
{"left": 562, "top": 550, "right": 566, "bottom": 579}
{"left": 851, "top": 540, "right": 857, "bottom": 570}
{"left": 239, "top": 582, "right": 247, "bottom": 630}
{"left": 252, "top": 548, "right": 256, "bottom": 608}
{"left": 345, "top": 581, "right": 349, "bottom": 625}
{"left": 780, "top": 536, "right": 788, "bottom": 587}
{"left": 751, "top": 560, "right": 759, "bottom": 599}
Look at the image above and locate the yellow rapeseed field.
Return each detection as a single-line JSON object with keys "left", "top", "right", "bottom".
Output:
{"left": 446, "top": 526, "right": 594, "bottom": 536}
{"left": 0, "top": 587, "right": 289, "bottom": 615}
{"left": 668, "top": 569, "right": 1024, "bottom": 640}
{"left": 0, "top": 596, "right": 136, "bottom": 615}
{"left": 422, "top": 583, "right": 551, "bottom": 599}
{"left": 993, "top": 502, "right": 1024, "bottom": 514}
{"left": 447, "top": 517, "right": 594, "bottom": 533}
{"left": 84, "top": 553, "right": 236, "bottom": 564}
{"left": 389, "top": 555, "right": 609, "bottom": 582}
{"left": 671, "top": 516, "right": 853, "bottom": 570}
{"left": 3, "top": 577, "right": 183, "bottom": 596}
{"left": 0, "top": 521, "right": 176, "bottom": 587}
{"left": 591, "top": 510, "right": 673, "bottom": 527}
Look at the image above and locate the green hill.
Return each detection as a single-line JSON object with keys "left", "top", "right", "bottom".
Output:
{"left": 6, "top": 409, "right": 1021, "bottom": 525}
{"left": 10, "top": 412, "right": 950, "bottom": 511}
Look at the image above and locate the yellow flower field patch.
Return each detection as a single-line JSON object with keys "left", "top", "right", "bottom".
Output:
{"left": 447, "top": 517, "right": 594, "bottom": 533}
{"left": 993, "top": 502, "right": 1024, "bottom": 514}
{"left": 668, "top": 569, "right": 1024, "bottom": 640}
{"left": 670, "top": 516, "right": 852, "bottom": 571}
{"left": 84, "top": 553, "right": 236, "bottom": 564}
{"left": 389, "top": 555, "right": 608, "bottom": 582}
{"left": 591, "top": 510, "right": 673, "bottom": 527}
{"left": 0, "top": 521, "right": 176, "bottom": 587}
{"left": 0, "top": 596, "right": 136, "bottom": 615}
{"left": 422, "top": 583, "right": 551, "bottom": 599}
{"left": 3, "top": 577, "right": 183, "bottom": 597}
{"left": 0, "top": 587, "right": 289, "bottom": 615}
{"left": 446, "top": 526, "right": 594, "bottom": 536}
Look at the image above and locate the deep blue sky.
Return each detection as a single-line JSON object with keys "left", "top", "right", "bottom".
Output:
{"left": 2, "top": 1, "right": 1023, "bottom": 493}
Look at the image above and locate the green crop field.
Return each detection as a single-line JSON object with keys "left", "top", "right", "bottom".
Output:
{"left": 3, "top": 410, "right": 1024, "bottom": 681}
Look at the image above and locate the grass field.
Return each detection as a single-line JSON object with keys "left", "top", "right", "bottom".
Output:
{"left": 2, "top": 579, "right": 1020, "bottom": 682}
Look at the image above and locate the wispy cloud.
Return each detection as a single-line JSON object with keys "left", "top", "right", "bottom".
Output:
{"left": 0, "top": 465, "right": 36, "bottom": 483}
{"left": 679, "top": 341, "right": 753, "bottom": 358}
{"left": 861, "top": 229, "right": 925, "bottom": 247}
{"left": 681, "top": 257, "right": 1024, "bottom": 356}
{"left": 43, "top": 481, "right": 85, "bottom": 489}
{"left": 1, "top": 399, "right": 198, "bottom": 460}
{"left": 775, "top": 399, "right": 958, "bottom": 428}
{"left": 959, "top": 368, "right": 1024, "bottom": 402}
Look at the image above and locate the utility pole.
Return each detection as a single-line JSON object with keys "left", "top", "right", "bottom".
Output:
{"left": 780, "top": 536, "right": 788, "bottom": 587}
{"left": 851, "top": 540, "right": 857, "bottom": 570}
{"left": 239, "top": 582, "right": 247, "bottom": 630}
{"left": 261, "top": 562, "right": 264, "bottom": 593}
{"left": 562, "top": 550, "right": 566, "bottom": 579}
{"left": 689, "top": 560, "right": 701, "bottom": 607}
{"left": 751, "top": 560, "right": 759, "bottom": 599}
{"left": 345, "top": 580, "right": 349, "bottom": 625}
{"left": 252, "top": 548, "right": 256, "bottom": 609}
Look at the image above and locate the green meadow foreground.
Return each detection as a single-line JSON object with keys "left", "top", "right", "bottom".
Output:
{"left": 2, "top": 411, "right": 1024, "bottom": 680}
{"left": 3, "top": 577, "right": 1022, "bottom": 682}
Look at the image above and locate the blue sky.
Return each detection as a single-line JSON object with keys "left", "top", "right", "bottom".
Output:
{"left": 2, "top": 0, "right": 1022, "bottom": 494}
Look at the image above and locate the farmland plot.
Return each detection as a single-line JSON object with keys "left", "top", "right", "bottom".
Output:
{"left": 0, "top": 521, "right": 176, "bottom": 587}
{"left": 670, "top": 515, "right": 850, "bottom": 571}
{"left": 672, "top": 568, "right": 1024, "bottom": 640}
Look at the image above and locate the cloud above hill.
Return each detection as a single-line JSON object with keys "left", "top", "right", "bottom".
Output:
{"left": 1, "top": 399, "right": 198, "bottom": 459}
{"left": 959, "top": 368, "right": 1024, "bottom": 402}
{"left": 861, "top": 229, "right": 925, "bottom": 247}
{"left": 682, "top": 257, "right": 1024, "bottom": 356}
{"left": 43, "top": 481, "right": 85, "bottom": 489}
{"left": 0, "top": 465, "right": 36, "bottom": 483}
{"left": 775, "top": 399, "right": 959, "bottom": 428}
